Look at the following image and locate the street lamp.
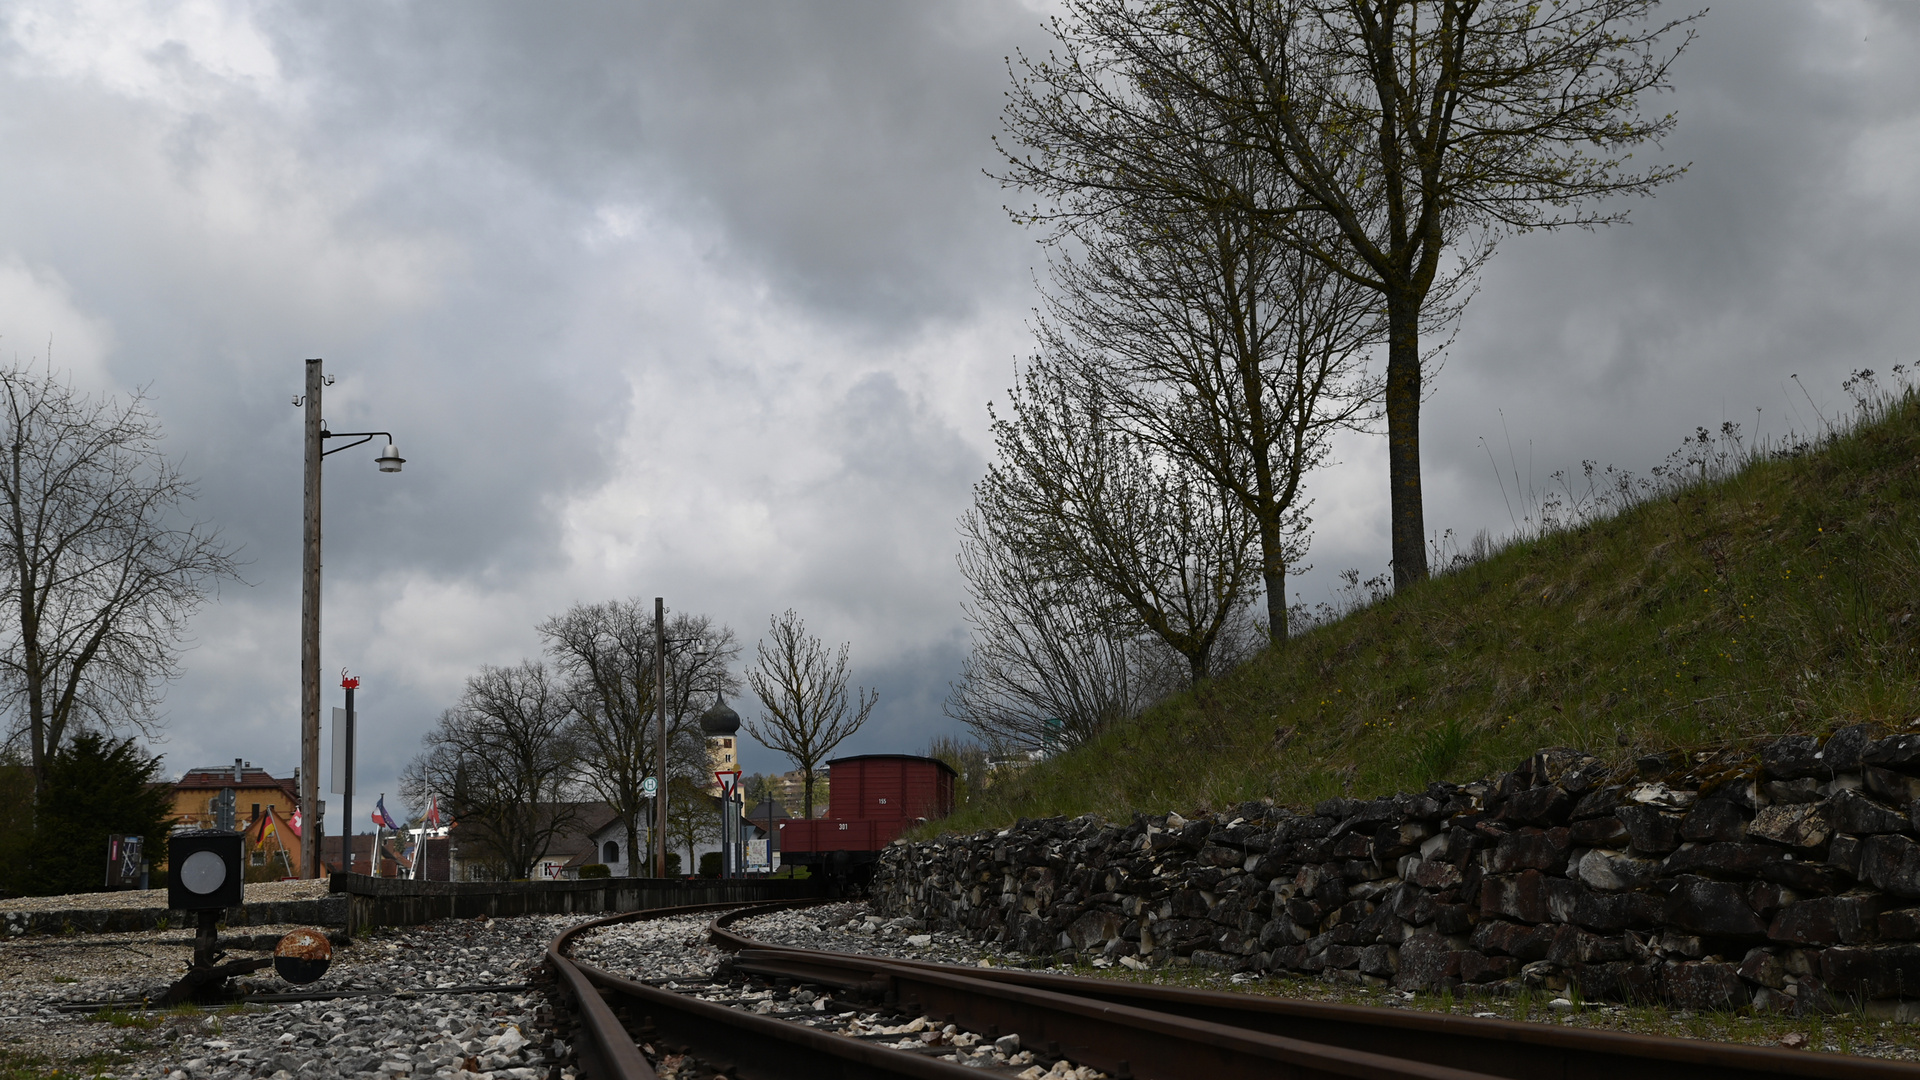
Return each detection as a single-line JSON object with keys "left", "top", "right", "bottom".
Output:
{"left": 649, "top": 602, "right": 716, "bottom": 878}
{"left": 296, "top": 358, "right": 406, "bottom": 879}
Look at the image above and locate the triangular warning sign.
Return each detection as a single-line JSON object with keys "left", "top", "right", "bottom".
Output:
{"left": 716, "top": 771, "right": 740, "bottom": 796}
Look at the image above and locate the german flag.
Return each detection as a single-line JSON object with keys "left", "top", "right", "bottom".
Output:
{"left": 252, "top": 806, "right": 280, "bottom": 846}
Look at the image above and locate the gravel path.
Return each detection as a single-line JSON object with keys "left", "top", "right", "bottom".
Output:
{"left": 0, "top": 880, "right": 331, "bottom": 914}
{"left": 0, "top": 915, "right": 578, "bottom": 1080}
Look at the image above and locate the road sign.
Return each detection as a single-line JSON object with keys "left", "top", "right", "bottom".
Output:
{"left": 641, "top": 777, "right": 657, "bottom": 798}
{"left": 716, "top": 770, "right": 740, "bottom": 797}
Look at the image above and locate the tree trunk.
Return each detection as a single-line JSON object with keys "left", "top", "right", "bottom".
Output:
{"left": 625, "top": 816, "right": 640, "bottom": 878}
{"left": 1385, "top": 286, "right": 1426, "bottom": 590}
{"left": 802, "top": 766, "right": 814, "bottom": 821}
{"left": 1258, "top": 514, "right": 1288, "bottom": 645}
{"left": 21, "top": 581, "right": 48, "bottom": 797}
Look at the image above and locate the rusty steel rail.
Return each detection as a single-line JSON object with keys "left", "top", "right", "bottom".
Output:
{"left": 708, "top": 909, "right": 1510, "bottom": 1080}
{"left": 558, "top": 900, "right": 1502, "bottom": 1080}
{"left": 549, "top": 901, "right": 752, "bottom": 1080}
{"left": 707, "top": 920, "right": 1920, "bottom": 1080}
{"left": 549, "top": 898, "right": 994, "bottom": 1079}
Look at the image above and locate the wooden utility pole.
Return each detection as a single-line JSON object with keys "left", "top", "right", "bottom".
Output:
{"left": 300, "top": 359, "right": 324, "bottom": 878}
{"left": 654, "top": 596, "right": 667, "bottom": 877}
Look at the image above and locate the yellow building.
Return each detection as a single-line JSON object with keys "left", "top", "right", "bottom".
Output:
{"left": 170, "top": 759, "right": 306, "bottom": 876}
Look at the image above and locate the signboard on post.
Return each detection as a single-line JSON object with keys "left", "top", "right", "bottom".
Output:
{"left": 641, "top": 776, "right": 657, "bottom": 798}
{"left": 105, "top": 835, "right": 143, "bottom": 890}
{"left": 715, "top": 771, "right": 740, "bottom": 797}
{"left": 330, "top": 708, "right": 347, "bottom": 794}
{"left": 746, "top": 838, "right": 769, "bottom": 871}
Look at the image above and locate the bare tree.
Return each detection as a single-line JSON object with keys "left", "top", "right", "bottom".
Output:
{"left": 978, "top": 357, "right": 1265, "bottom": 685}
{"left": 945, "top": 506, "right": 1180, "bottom": 754}
{"left": 0, "top": 364, "right": 240, "bottom": 796}
{"left": 663, "top": 775, "right": 719, "bottom": 875}
{"left": 1037, "top": 193, "right": 1382, "bottom": 642}
{"left": 1000, "top": 0, "right": 1694, "bottom": 588}
{"left": 402, "top": 661, "right": 579, "bottom": 880}
{"left": 743, "top": 610, "right": 877, "bottom": 821}
{"left": 923, "top": 735, "right": 989, "bottom": 814}
{"left": 538, "top": 600, "right": 738, "bottom": 878}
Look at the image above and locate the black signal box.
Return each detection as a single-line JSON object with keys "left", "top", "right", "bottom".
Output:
{"left": 167, "top": 830, "right": 243, "bottom": 911}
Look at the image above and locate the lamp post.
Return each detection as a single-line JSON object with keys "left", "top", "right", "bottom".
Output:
{"left": 297, "top": 358, "right": 406, "bottom": 879}
{"left": 648, "top": 603, "right": 716, "bottom": 878}
{"left": 654, "top": 599, "right": 666, "bottom": 877}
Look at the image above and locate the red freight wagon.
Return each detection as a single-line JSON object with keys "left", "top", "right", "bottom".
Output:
{"left": 777, "top": 754, "right": 956, "bottom": 893}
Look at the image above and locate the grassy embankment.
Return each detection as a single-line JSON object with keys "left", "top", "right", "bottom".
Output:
{"left": 935, "top": 387, "right": 1920, "bottom": 834}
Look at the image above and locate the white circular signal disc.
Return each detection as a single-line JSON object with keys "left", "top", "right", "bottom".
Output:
{"left": 180, "top": 849, "right": 228, "bottom": 894}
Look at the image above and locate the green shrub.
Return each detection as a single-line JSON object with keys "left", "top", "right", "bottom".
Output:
{"left": 15, "top": 734, "right": 173, "bottom": 896}
{"left": 577, "top": 863, "right": 611, "bottom": 879}
{"left": 698, "top": 852, "right": 722, "bottom": 878}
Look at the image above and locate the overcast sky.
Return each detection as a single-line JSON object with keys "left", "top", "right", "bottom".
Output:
{"left": 0, "top": 1, "right": 1914, "bottom": 831}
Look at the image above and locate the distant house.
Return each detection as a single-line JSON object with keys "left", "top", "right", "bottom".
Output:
{"left": 170, "top": 760, "right": 305, "bottom": 875}
{"left": 563, "top": 796, "right": 772, "bottom": 878}
{"left": 766, "top": 769, "right": 829, "bottom": 817}
{"left": 743, "top": 799, "right": 789, "bottom": 870}
{"left": 566, "top": 812, "right": 635, "bottom": 877}
{"left": 742, "top": 799, "right": 789, "bottom": 842}
{"left": 410, "top": 836, "right": 451, "bottom": 880}
{"left": 447, "top": 801, "right": 613, "bottom": 881}
{"left": 322, "top": 833, "right": 412, "bottom": 877}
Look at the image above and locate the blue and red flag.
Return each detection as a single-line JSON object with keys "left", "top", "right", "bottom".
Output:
{"left": 373, "top": 795, "right": 401, "bottom": 829}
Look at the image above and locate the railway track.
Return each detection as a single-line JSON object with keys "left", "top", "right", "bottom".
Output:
{"left": 547, "top": 900, "right": 1920, "bottom": 1080}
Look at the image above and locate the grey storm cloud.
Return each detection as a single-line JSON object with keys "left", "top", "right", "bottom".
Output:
{"left": 0, "top": 1, "right": 1913, "bottom": 824}
{"left": 272, "top": 1, "right": 1040, "bottom": 324}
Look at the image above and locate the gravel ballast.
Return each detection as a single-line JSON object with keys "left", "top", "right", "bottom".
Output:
{"left": 0, "top": 914, "right": 577, "bottom": 1079}
{"left": 570, "top": 902, "right": 1109, "bottom": 1078}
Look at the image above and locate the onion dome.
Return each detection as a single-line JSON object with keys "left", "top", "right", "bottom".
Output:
{"left": 699, "top": 695, "right": 741, "bottom": 736}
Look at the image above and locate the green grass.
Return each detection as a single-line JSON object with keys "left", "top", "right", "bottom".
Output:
{"left": 0, "top": 1048, "right": 130, "bottom": 1079}
{"left": 936, "top": 387, "right": 1920, "bottom": 832}
{"left": 86, "top": 1010, "right": 159, "bottom": 1030}
{"left": 1038, "top": 961, "right": 1920, "bottom": 1059}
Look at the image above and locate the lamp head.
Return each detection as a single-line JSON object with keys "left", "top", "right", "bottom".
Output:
{"left": 376, "top": 443, "right": 405, "bottom": 473}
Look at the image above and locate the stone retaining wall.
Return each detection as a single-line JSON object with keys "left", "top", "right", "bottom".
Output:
{"left": 874, "top": 727, "right": 1920, "bottom": 1015}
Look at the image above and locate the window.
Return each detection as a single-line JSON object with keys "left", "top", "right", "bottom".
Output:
{"left": 251, "top": 803, "right": 260, "bottom": 821}
{"left": 250, "top": 850, "right": 265, "bottom": 865}
{"left": 604, "top": 841, "right": 619, "bottom": 864}
{"left": 722, "top": 738, "right": 732, "bottom": 748}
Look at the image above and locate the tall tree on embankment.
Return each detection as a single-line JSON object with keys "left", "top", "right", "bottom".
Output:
{"left": 998, "top": 0, "right": 1696, "bottom": 589}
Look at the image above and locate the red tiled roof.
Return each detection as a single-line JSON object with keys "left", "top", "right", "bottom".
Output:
{"left": 176, "top": 767, "right": 297, "bottom": 797}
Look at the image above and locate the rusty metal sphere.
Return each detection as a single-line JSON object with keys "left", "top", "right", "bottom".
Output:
{"left": 272, "top": 928, "right": 333, "bottom": 985}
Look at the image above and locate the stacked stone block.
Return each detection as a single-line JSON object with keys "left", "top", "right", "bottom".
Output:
{"left": 872, "top": 726, "right": 1920, "bottom": 1014}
